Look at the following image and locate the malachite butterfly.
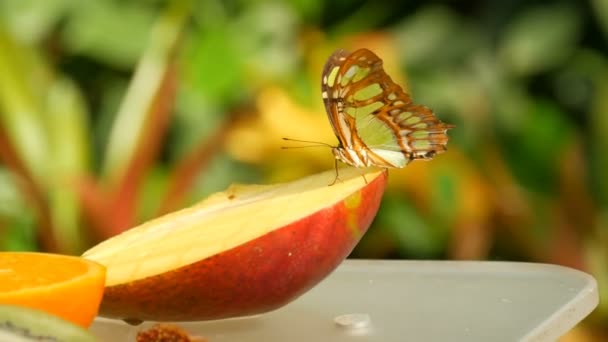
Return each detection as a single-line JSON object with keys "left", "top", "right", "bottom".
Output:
{"left": 321, "top": 48, "right": 454, "bottom": 169}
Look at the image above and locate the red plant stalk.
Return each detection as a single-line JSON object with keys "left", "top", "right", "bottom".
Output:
{"left": 0, "top": 124, "right": 58, "bottom": 251}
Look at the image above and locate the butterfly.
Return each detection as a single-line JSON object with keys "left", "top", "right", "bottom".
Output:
{"left": 321, "top": 48, "right": 454, "bottom": 171}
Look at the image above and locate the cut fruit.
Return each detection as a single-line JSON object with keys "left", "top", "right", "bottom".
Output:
{"left": 0, "top": 252, "right": 106, "bottom": 327}
{"left": 0, "top": 304, "right": 97, "bottom": 341}
{"left": 84, "top": 167, "right": 387, "bottom": 321}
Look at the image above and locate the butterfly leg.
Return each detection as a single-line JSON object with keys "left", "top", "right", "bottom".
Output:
{"left": 358, "top": 168, "right": 368, "bottom": 184}
{"left": 329, "top": 159, "right": 342, "bottom": 186}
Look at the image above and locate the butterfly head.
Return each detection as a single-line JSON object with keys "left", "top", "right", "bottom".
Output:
{"left": 331, "top": 146, "right": 350, "bottom": 165}
{"left": 332, "top": 145, "right": 373, "bottom": 168}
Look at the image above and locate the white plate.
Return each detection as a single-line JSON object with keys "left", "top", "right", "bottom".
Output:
{"left": 90, "top": 259, "right": 598, "bottom": 342}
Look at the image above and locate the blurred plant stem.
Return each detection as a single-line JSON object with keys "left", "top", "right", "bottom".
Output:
{"left": 591, "top": 72, "right": 608, "bottom": 208}
{"left": 102, "top": 0, "right": 191, "bottom": 184}
{"left": 157, "top": 110, "right": 239, "bottom": 215}
{"left": 0, "top": 122, "right": 56, "bottom": 251}
{"left": 0, "top": 0, "right": 201, "bottom": 251}
{"left": 45, "top": 78, "right": 91, "bottom": 253}
{"left": 78, "top": 0, "right": 191, "bottom": 241}
{"left": 0, "top": 24, "right": 49, "bottom": 189}
{"left": 0, "top": 22, "right": 64, "bottom": 252}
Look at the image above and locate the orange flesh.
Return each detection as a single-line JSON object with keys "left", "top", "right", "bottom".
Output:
{"left": 0, "top": 252, "right": 106, "bottom": 327}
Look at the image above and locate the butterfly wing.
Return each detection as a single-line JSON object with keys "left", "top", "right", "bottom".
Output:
{"left": 321, "top": 48, "right": 453, "bottom": 168}
{"left": 321, "top": 49, "right": 353, "bottom": 140}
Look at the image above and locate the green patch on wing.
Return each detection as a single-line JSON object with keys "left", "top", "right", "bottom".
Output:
{"left": 352, "top": 66, "right": 371, "bottom": 83}
{"left": 327, "top": 66, "right": 340, "bottom": 87}
{"left": 397, "top": 112, "right": 420, "bottom": 125}
{"left": 340, "top": 65, "right": 373, "bottom": 87}
{"left": 355, "top": 111, "right": 409, "bottom": 167}
{"left": 356, "top": 114, "right": 400, "bottom": 150}
{"left": 412, "top": 140, "right": 432, "bottom": 150}
{"left": 345, "top": 101, "right": 384, "bottom": 118}
{"left": 353, "top": 83, "right": 383, "bottom": 101}
{"left": 411, "top": 130, "right": 429, "bottom": 139}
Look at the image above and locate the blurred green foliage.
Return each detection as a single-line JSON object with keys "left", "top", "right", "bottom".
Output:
{"left": 1, "top": 0, "right": 608, "bottom": 338}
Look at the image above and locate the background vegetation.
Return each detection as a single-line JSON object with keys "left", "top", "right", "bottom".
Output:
{"left": 0, "top": 0, "right": 606, "bottom": 339}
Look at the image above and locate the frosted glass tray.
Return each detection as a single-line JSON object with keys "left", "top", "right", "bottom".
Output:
{"left": 90, "top": 259, "right": 598, "bottom": 342}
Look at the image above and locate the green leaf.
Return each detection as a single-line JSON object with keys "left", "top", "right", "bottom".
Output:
{"left": 62, "top": 1, "right": 156, "bottom": 68}
{"left": 591, "top": 0, "right": 608, "bottom": 40}
{"left": 430, "top": 167, "right": 458, "bottom": 224}
{"left": 184, "top": 25, "right": 243, "bottom": 105}
{"left": 590, "top": 66, "right": 608, "bottom": 207}
{"left": 170, "top": 92, "right": 222, "bottom": 159}
{"left": 0, "top": 169, "right": 38, "bottom": 251}
{"left": 46, "top": 78, "right": 90, "bottom": 177}
{"left": 187, "top": 154, "right": 260, "bottom": 204}
{"left": 0, "top": 169, "right": 26, "bottom": 217}
{"left": 499, "top": 4, "right": 581, "bottom": 76}
{"left": 137, "top": 166, "right": 169, "bottom": 221}
{"left": 233, "top": 2, "right": 300, "bottom": 80}
{"left": 1, "top": 214, "right": 38, "bottom": 251}
{"left": 102, "top": 0, "right": 191, "bottom": 182}
{"left": 46, "top": 78, "right": 91, "bottom": 254}
{"left": 327, "top": 1, "right": 390, "bottom": 37}
{"left": 501, "top": 99, "right": 573, "bottom": 194}
{"left": 0, "top": 24, "right": 50, "bottom": 187}
{"left": 0, "top": 0, "right": 72, "bottom": 44}
{"left": 392, "top": 6, "right": 480, "bottom": 68}
{"left": 376, "top": 193, "right": 446, "bottom": 258}
{"left": 586, "top": 217, "right": 608, "bottom": 317}
{"left": 285, "top": 0, "right": 322, "bottom": 23}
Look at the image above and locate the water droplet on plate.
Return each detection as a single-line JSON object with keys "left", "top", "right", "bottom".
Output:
{"left": 334, "top": 313, "right": 371, "bottom": 331}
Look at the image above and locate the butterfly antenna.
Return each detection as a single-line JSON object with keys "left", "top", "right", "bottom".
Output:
{"left": 281, "top": 137, "right": 334, "bottom": 149}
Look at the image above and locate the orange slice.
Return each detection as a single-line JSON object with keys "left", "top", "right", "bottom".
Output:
{"left": 0, "top": 252, "right": 106, "bottom": 327}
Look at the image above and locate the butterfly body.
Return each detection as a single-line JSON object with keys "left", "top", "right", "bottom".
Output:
{"left": 322, "top": 48, "right": 453, "bottom": 169}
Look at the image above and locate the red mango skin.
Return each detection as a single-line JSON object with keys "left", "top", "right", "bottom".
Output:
{"left": 99, "top": 171, "right": 387, "bottom": 322}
